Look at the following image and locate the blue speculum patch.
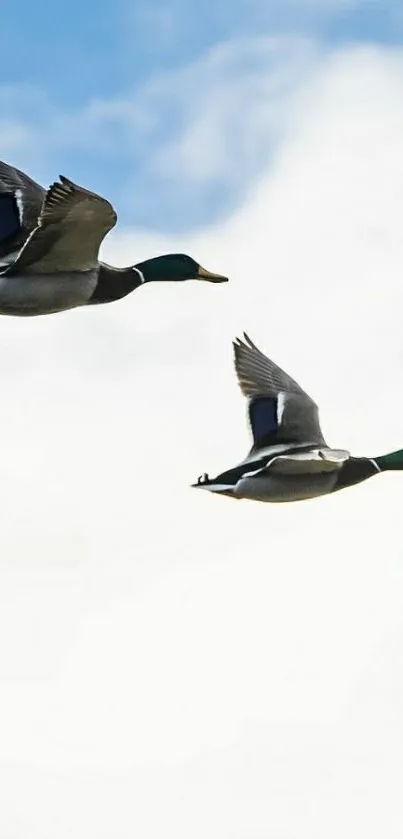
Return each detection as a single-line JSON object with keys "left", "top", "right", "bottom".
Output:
{"left": 0, "top": 194, "right": 20, "bottom": 242}
{"left": 249, "top": 396, "right": 278, "bottom": 444}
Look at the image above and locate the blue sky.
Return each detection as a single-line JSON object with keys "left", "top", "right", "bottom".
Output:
{"left": 2, "top": 0, "right": 403, "bottom": 232}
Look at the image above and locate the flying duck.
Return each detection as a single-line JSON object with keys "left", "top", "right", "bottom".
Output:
{"left": 192, "top": 333, "right": 403, "bottom": 503}
{"left": 0, "top": 160, "right": 228, "bottom": 316}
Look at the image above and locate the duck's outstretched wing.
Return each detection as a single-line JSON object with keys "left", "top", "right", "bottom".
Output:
{"left": 233, "top": 333, "right": 327, "bottom": 452}
{"left": 5, "top": 176, "right": 117, "bottom": 274}
{"left": 267, "top": 448, "right": 349, "bottom": 474}
{"left": 0, "top": 160, "right": 45, "bottom": 263}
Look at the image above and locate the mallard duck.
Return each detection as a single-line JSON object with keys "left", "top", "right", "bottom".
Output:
{"left": 0, "top": 160, "right": 228, "bottom": 316}
{"left": 192, "top": 333, "right": 403, "bottom": 503}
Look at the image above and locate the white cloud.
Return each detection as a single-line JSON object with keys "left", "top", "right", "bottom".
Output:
{"left": 1, "top": 39, "right": 403, "bottom": 837}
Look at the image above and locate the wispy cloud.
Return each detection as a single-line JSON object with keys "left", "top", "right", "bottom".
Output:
{"left": 0, "top": 36, "right": 320, "bottom": 229}
{"left": 128, "top": 0, "right": 403, "bottom": 43}
{"left": 150, "top": 37, "right": 319, "bottom": 182}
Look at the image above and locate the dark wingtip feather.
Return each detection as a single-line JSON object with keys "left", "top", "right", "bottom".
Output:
{"left": 58, "top": 175, "right": 76, "bottom": 191}
{"left": 233, "top": 333, "right": 256, "bottom": 347}
{"left": 233, "top": 333, "right": 256, "bottom": 365}
{"left": 243, "top": 332, "right": 259, "bottom": 350}
{"left": 233, "top": 333, "right": 255, "bottom": 348}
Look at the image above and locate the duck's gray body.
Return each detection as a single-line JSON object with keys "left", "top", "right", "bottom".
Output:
{"left": 193, "top": 335, "right": 380, "bottom": 504}
{"left": 234, "top": 472, "right": 336, "bottom": 502}
{"left": 201, "top": 445, "right": 356, "bottom": 503}
{"left": 0, "top": 270, "right": 98, "bottom": 316}
{"left": 229, "top": 450, "right": 349, "bottom": 502}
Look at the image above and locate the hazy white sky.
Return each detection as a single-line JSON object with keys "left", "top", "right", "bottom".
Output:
{"left": 1, "top": 41, "right": 403, "bottom": 838}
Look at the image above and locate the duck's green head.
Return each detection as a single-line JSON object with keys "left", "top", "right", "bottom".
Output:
{"left": 134, "top": 254, "right": 228, "bottom": 285}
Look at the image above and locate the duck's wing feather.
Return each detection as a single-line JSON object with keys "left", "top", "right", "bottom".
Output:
{"left": 6, "top": 176, "right": 117, "bottom": 274}
{"left": 0, "top": 160, "right": 45, "bottom": 263}
{"left": 267, "top": 448, "right": 350, "bottom": 475}
{"left": 0, "top": 160, "right": 45, "bottom": 219}
{"left": 233, "top": 333, "right": 326, "bottom": 451}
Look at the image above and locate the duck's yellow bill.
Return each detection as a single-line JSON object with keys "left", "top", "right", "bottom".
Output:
{"left": 197, "top": 265, "right": 228, "bottom": 283}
